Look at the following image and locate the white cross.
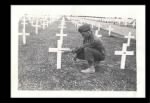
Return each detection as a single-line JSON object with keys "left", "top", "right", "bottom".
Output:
{"left": 32, "top": 19, "right": 40, "bottom": 34}
{"left": 56, "top": 26, "right": 67, "bottom": 41}
{"left": 107, "top": 25, "right": 114, "bottom": 36}
{"left": 56, "top": 32, "right": 67, "bottom": 41}
{"left": 41, "top": 20, "right": 49, "bottom": 29}
{"left": 18, "top": 16, "right": 30, "bottom": 45}
{"left": 95, "top": 30, "right": 102, "bottom": 38}
{"left": 58, "top": 24, "right": 66, "bottom": 29}
{"left": 57, "top": 18, "right": 67, "bottom": 41}
{"left": 125, "top": 32, "right": 135, "bottom": 46}
{"left": 61, "top": 20, "right": 65, "bottom": 25}
{"left": 58, "top": 21, "right": 66, "bottom": 32}
{"left": 114, "top": 43, "right": 134, "bottom": 69}
{"left": 48, "top": 40, "right": 71, "bottom": 69}
{"left": 97, "top": 23, "right": 101, "bottom": 31}
{"left": 58, "top": 18, "right": 66, "bottom": 29}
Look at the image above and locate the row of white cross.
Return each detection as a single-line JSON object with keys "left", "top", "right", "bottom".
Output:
{"left": 18, "top": 15, "right": 67, "bottom": 69}
{"left": 70, "top": 18, "right": 114, "bottom": 38}
{"left": 18, "top": 15, "right": 55, "bottom": 45}
{"left": 70, "top": 17, "right": 135, "bottom": 69}
{"left": 49, "top": 17, "right": 71, "bottom": 69}
{"left": 30, "top": 17, "right": 49, "bottom": 34}
{"left": 70, "top": 17, "right": 135, "bottom": 46}
{"left": 95, "top": 23, "right": 102, "bottom": 38}
{"left": 114, "top": 32, "right": 135, "bottom": 69}
{"left": 94, "top": 24, "right": 113, "bottom": 37}
{"left": 18, "top": 16, "right": 30, "bottom": 44}
{"left": 68, "top": 16, "right": 136, "bottom": 28}
{"left": 19, "top": 15, "right": 135, "bottom": 70}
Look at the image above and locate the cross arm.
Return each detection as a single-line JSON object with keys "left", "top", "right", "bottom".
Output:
{"left": 56, "top": 33, "right": 67, "bottom": 36}
{"left": 49, "top": 48, "right": 71, "bottom": 52}
{"left": 18, "top": 33, "right": 30, "bottom": 36}
{"left": 114, "top": 51, "right": 123, "bottom": 55}
{"left": 49, "top": 48, "right": 58, "bottom": 52}
{"left": 125, "top": 36, "right": 134, "bottom": 39}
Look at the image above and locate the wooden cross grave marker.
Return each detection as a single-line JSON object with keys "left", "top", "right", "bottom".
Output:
{"left": 41, "top": 19, "right": 49, "bottom": 29}
{"left": 107, "top": 25, "right": 114, "bottom": 36}
{"left": 58, "top": 23, "right": 66, "bottom": 29}
{"left": 58, "top": 17, "right": 66, "bottom": 28}
{"left": 125, "top": 32, "right": 135, "bottom": 46}
{"left": 114, "top": 43, "right": 134, "bottom": 69}
{"left": 18, "top": 15, "right": 30, "bottom": 45}
{"left": 57, "top": 18, "right": 67, "bottom": 40}
{"left": 32, "top": 18, "right": 40, "bottom": 34}
{"left": 95, "top": 30, "right": 102, "bottom": 38}
{"left": 97, "top": 23, "right": 101, "bottom": 31}
{"left": 56, "top": 25, "right": 67, "bottom": 42}
{"left": 48, "top": 40, "right": 71, "bottom": 69}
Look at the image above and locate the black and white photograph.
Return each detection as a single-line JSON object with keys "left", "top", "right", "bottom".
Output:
{"left": 11, "top": 5, "right": 145, "bottom": 98}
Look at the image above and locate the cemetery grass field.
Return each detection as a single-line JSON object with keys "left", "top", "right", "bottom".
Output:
{"left": 18, "top": 19, "right": 136, "bottom": 91}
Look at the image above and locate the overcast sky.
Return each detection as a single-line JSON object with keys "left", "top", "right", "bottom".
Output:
{"left": 12, "top": 5, "right": 145, "bottom": 19}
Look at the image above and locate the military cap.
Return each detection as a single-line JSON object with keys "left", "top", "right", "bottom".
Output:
{"left": 78, "top": 24, "right": 91, "bottom": 33}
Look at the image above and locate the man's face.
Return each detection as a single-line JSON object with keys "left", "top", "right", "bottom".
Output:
{"left": 80, "top": 31, "right": 91, "bottom": 38}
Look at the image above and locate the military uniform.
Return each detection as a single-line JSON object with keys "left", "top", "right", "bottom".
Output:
{"left": 73, "top": 24, "right": 105, "bottom": 64}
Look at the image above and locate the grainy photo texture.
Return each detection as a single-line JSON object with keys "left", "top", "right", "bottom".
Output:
{"left": 11, "top": 5, "right": 145, "bottom": 98}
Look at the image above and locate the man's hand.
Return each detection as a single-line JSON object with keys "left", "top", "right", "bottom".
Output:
{"left": 71, "top": 47, "right": 80, "bottom": 53}
{"left": 63, "top": 47, "right": 80, "bottom": 54}
{"left": 63, "top": 49, "right": 72, "bottom": 54}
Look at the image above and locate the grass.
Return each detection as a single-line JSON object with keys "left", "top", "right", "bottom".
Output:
{"left": 18, "top": 18, "right": 136, "bottom": 91}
